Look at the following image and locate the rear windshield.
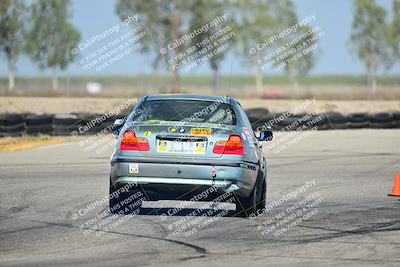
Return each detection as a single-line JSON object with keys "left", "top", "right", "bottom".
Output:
{"left": 132, "top": 99, "right": 236, "bottom": 125}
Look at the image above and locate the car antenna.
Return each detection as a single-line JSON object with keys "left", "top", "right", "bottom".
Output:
{"left": 226, "top": 61, "right": 233, "bottom": 98}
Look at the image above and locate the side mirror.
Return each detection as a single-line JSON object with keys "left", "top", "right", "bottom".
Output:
{"left": 112, "top": 118, "right": 125, "bottom": 136}
{"left": 258, "top": 130, "right": 273, "bottom": 141}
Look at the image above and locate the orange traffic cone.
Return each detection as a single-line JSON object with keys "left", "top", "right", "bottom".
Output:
{"left": 388, "top": 173, "right": 400, "bottom": 197}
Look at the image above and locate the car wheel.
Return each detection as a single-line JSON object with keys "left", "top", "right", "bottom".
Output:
{"left": 257, "top": 178, "right": 266, "bottom": 212}
{"left": 236, "top": 179, "right": 259, "bottom": 217}
{"left": 109, "top": 178, "right": 142, "bottom": 214}
{"left": 257, "top": 162, "right": 267, "bottom": 212}
{"left": 109, "top": 178, "right": 125, "bottom": 214}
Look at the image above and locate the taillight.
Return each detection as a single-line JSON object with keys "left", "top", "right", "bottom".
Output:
{"left": 120, "top": 131, "right": 149, "bottom": 151}
{"left": 213, "top": 135, "right": 245, "bottom": 155}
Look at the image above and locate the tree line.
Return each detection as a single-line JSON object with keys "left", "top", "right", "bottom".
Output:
{"left": 0, "top": 0, "right": 399, "bottom": 100}
{"left": 0, "top": 0, "right": 80, "bottom": 91}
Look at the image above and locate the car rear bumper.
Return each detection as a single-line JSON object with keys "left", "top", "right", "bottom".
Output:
{"left": 110, "top": 157, "right": 259, "bottom": 198}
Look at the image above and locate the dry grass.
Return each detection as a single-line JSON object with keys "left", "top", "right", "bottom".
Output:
{"left": 1, "top": 96, "right": 399, "bottom": 115}
{"left": 0, "top": 135, "right": 64, "bottom": 152}
{"left": 1, "top": 83, "right": 400, "bottom": 100}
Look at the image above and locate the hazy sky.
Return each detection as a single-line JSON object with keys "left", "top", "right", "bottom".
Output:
{"left": 1, "top": 0, "right": 399, "bottom": 77}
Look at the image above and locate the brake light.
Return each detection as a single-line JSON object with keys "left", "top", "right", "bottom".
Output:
{"left": 213, "top": 135, "right": 245, "bottom": 155}
{"left": 120, "top": 131, "right": 149, "bottom": 151}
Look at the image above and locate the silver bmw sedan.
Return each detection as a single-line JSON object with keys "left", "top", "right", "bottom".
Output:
{"left": 109, "top": 94, "right": 272, "bottom": 217}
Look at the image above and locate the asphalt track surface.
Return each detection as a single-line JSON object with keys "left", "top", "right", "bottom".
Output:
{"left": 1, "top": 129, "right": 400, "bottom": 267}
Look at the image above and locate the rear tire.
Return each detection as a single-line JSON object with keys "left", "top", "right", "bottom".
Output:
{"left": 109, "top": 178, "right": 143, "bottom": 214}
{"left": 257, "top": 179, "right": 266, "bottom": 212}
{"left": 109, "top": 179, "right": 124, "bottom": 214}
{"left": 235, "top": 168, "right": 266, "bottom": 217}
{"left": 235, "top": 188, "right": 257, "bottom": 217}
{"left": 236, "top": 178, "right": 262, "bottom": 217}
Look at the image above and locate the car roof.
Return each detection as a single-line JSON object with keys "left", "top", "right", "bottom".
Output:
{"left": 145, "top": 94, "right": 234, "bottom": 104}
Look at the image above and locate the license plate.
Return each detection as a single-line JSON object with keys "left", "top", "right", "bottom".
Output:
{"left": 157, "top": 140, "right": 206, "bottom": 154}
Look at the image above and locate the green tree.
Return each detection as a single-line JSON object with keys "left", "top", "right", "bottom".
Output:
{"left": 0, "top": 0, "right": 26, "bottom": 91}
{"left": 233, "top": 0, "right": 274, "bottom": 94}
{"left": 234, "top": 0, "right": 318, "bottom": 97}
{"left": 350, "top": 0, "right": 392, "bottom": 100}
{"left": 268, "top": 0, "right": 318, "bottom": 98}
{"left": 116, "top": 0, "right": 192, "bottom": 92}
{"left": 392, "top": 0, "right": 400, "bottom": 58}
{"left": 284, "top": 25, "right": 319, "bottom": 99}
{"left": 189, "top": 0, "right": 232, "bottom": 91}
{"left": 26, "top": 0, "right": 80, "bottom": 90}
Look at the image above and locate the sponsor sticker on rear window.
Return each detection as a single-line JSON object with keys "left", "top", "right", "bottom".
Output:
{"left": 191, "top": 128, "right": 211, "bottom": 137}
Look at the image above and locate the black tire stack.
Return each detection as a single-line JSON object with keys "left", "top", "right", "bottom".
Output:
{"left": 74, "top": 113, "right": 92, "bottom": 135}
{"left": 1, "top": 110, "right": 400, "bottom": 138}
{"left": 347, "top": 113, "right": 369, "bottom": 129}
{"left": 393, "top": 112, "right": 400, "bottom": 129}
{"left": 26, "top": 114, "right": 54, "bottom": 136}
{"left": 3, "top": 113, "right": 26, "bottom": 137}
{"left": 77, "top": 113, "right": 116, "bottom": 135}
{"left": 102, "top": 115, "right": 119, "bottom": 134}
{"left": 369, "top": 113, "right": 394, "bottom": 129}
{"left": 246, "top": 108, "right": 270, "bottom": 130}
{"left": 0, "top": 115, "right": 5, "bottom": 138}
{"left": 276, "top": 113, "right": 299, "bottom": 131}
{"left": 325, "top": 112, "right": 348, "bottom": 129}
{"left": 54, "top": 114, "right": 79, "bottom": 136}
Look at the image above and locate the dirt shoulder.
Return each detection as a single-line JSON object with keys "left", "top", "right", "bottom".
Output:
{"left": 0, "top": 135, "right": 92, "bottom": 152}
{"left": 0, "top": 96, "right": 399, "bottom": 114}
{"left": 0, "top": 136, "right": 64, "bottom": 152}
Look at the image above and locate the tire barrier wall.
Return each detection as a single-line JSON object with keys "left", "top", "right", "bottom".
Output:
{"left": 0, "top": 113, "right": 119, "bottom": 138}
{"left": 0, "top": 111, "right": 399, "bottom": 137}
{"left": 245, "top": 109, "right": 400, "bottom": 131}
{"left": 0, "top": 113, "right": 26, "bottom": 137}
